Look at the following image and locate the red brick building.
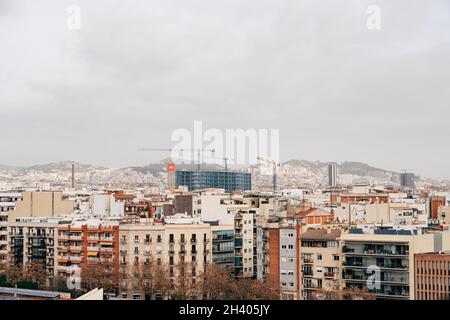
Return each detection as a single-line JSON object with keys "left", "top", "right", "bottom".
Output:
{"left": 415, "top": 252, "right": 450, "bottom": 300}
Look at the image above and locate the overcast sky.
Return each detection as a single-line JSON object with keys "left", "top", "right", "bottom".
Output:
{"left": 0, "top": 0, "right": 449, "bottom": 178}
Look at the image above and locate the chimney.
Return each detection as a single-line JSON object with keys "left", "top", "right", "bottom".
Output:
{"left": 71, "top": 162, "right": 75, "bottom": 189}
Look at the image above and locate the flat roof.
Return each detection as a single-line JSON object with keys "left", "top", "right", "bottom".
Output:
{"left": 0, "top": 287, "right": 62, "bottom": 299}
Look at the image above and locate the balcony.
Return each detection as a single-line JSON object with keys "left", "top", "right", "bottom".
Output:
{"left": 343, "top": 261, "right": 409, "bottom": 271}
{"left": 68, "top": 256, "right": 82, "bottom": 262}
{"left": 303, "top": 283, "right": 321, "bottom": 289}
{"left": 87, "top": 257, "right": 100, "bottom": 262}
{"left": 302, "top": 270, "right": 313, "bottom": 276}
{"left": 324, "top": 272, "right": 336, "bottom": 278}
{"left": 302, "top": 258, "right": 313, "bottom": 264}
{"left": 70, "top": 246, "right": 83, "bottom": 251}
{"left": 69, "top": 236, "right": 82, "bottom": 241}
{"left": 87, "top": 246, "right": 99, "bottom": 252}
{"left": 120, "top": 250, "right": 127, "bottom": 255}
{"left": 190, "top": 239, "right": 197, "bottom": 244}
{"left": 191, "top": 250, "right": 198, "bottom": 255}
{"left": 56, "top": 265, "right": 76, "bottom": 272}
{"left": 179, "top": 250, "right": 187, "bottom": 255}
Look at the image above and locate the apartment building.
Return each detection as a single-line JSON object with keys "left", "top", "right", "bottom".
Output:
{"left": 415, "top": 251, "right": 450, "bottom": 300}
{"left": 192, "top": 189, "right": 251, "bottom": 225}
{"left": 118, "top": 220, "right": 212, "bottom": 299}
{"left": 234, "top": 210, "right": 256, "bottom": 278}
{"left": 341, "top": 229, "right": 450, "bottom": 300}
{"left": 331, "top": 193, "right": 389, "bottom": 205}
{"left": 211, "top": 225, "right": 234, "bottom": 269}
{"left": 300, "top": 228, "right": 342, "bottom": 300}
{"left": 56, "top": 221, "right": 120, "bottom": 278}
{"left": 9, "top": 218, "right": 61, "bottom": 278}
{"left": 9, "top": 191, "right": 74, "bottom": 221}
{"left": 256, "top": 217, "right": 300, "bottom": 300}
{"left": 0, "top": 192, "right": 22, "bottom": 263}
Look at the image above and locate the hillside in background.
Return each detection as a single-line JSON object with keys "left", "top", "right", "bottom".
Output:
{"left": 0, "top": 159, "right": 436, "bottom": 188}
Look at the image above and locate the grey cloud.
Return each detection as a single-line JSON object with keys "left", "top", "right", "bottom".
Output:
{"left": 0, "top": 0, "right": 449, "bottom": 179}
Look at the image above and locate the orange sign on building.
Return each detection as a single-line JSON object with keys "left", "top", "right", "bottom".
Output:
{"left": 167, "top": 164, "right": 176, "bottom": 172}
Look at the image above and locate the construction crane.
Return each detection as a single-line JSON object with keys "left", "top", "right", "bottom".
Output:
{"left": 257, "top": 156, "right": 279, "bottom": 193}
{"left": 138, "top": 147, "right": 215, "bottom": 171}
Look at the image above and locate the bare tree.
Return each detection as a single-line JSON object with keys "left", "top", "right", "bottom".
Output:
{"left": 311, "top": 284, "right": 376, "bottom": 300}
{"left": 80, "top": 259, "right": 119, "bottom": 294}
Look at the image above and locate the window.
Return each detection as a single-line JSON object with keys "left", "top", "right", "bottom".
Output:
{"left": 317, "top": 254, "right": 322, "bottom": 260}
{"left": 333, "top": 255, "right": 340, "bottom": 261}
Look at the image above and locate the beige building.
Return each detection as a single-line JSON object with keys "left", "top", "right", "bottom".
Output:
{"left": 8, "top": 218, "right": 62, "bottom": 279}
{"left": 437, "top": 205, "right": 450, "bottom": 225}
{"left": 341, "top": 230, "right": 450, "bottom": 300}
{"left": 234, "top": 210, "right": 256, "bottom": 278}
{"left": 118, "top": 221, "right": 212, "bottom": 299}
{"left": 9, "top": 191, "right": 74, "bottom": 221}
{"left": 300, "top": 228, "right": 342, "bottom": 300}
{"left": 0, "top": 192, "right": 22, "bottom": 263}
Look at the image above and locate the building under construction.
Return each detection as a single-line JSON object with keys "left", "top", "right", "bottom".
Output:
{"left": 175, "top": 170, "right": 251, "bottom": 193}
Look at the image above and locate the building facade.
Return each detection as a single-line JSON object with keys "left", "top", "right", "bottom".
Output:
{"left": 176, "top": 170, "right": 251, "bottom": 193}
{"left": 234, "top": 211, "right": 256, "bottom": 278}
{"left": 415, "top": 252, "right": 450, "bottom": 300}
{"left": 341, "top": 229, "right": 450, "bottom": 300}
{"left": 300, "top": 228, "right": 342, "bottom": 300}
{"left": 56, "top": 221, "right": 120, "bottom": 278}
{"left": 118, "top": 221, "right": 212, "bottom": 299}
{"left": 256, "top": 217, "right": 300, "bottom": 300}
{"left": 0, "top": 192, "right": 22, "bottom": 263}
{"left": 211, "top": 225, "right": 234, "bottom": 269}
